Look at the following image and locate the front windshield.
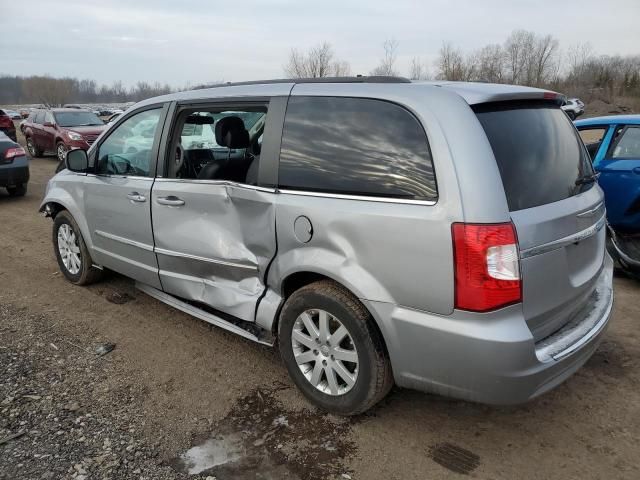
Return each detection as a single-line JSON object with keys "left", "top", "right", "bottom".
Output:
{"left": 54, "top": 111, "right": 104, "bottom": 127}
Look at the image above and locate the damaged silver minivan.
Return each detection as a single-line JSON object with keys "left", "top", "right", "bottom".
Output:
{"left": 41, "top": 77, "right": 614, "bottom": 415}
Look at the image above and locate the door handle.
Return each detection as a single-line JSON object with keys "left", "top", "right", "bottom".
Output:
{"left": 157, "top": 196, "right": 185, "bottom": 207}
{"left": 126, "top": 192, "right": 147, "bottom": 202}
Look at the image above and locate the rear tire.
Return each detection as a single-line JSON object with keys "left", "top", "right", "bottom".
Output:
{"left": 56, "top": 142, "right": 67, "bottom": 162}
{"left": 7, "top": 184, "right": 27, "bottom": 197}
{"left": 567, "top": 111, "right": 576, "bottom": 120}
{"left": 26, "top": 137, "right": 42, "bottom": 157}
{"left": 278, "top": 280, "right": 393, "bottom": 415}
{"left": 53, "top": 210, "right": 103, "bottom": 285}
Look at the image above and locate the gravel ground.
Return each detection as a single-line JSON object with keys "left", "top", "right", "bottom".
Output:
{"left": 1, "top": 130, "right": 639, "bottom": 479}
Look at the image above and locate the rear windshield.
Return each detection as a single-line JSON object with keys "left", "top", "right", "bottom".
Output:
{"left": 475, "top": 101, "right": 594, "bottom": 211}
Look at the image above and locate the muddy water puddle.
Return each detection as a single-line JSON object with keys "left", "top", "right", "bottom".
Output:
{"left": 171, "top": 386, "right": 355, "bottom": 479}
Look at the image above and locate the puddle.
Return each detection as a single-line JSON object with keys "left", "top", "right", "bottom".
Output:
{"left": 181, "top": 433, "right": 244, "bottom": 475}
{"left": 171, "top": 386, "right": 355, "bottom": 479}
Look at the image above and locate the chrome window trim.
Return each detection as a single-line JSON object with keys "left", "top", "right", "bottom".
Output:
{"left": 86, "top": 173, "right": 154, "bottom": 181}
{"left": 154, "top": 247, "right": 257, "bottom": 271}
{"left": 153, "top": 177, "right": 276, "bottom": 193}
{"left": 278, "top": 189, "right": 437, "bottom": 205}
{"left": 520, "top": 214, "right": 606, "bottom": 259}
{"left": 95, "top": 230, "right": 154, "bottom": 252}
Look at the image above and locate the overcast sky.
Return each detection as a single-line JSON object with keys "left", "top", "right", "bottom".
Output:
{"left": 1, "top": 0, "right": 639, "bottom": 87}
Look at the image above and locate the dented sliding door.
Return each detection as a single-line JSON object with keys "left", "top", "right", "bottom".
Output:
{"left": 150, "top": 180, "right": 277, "bottom": 321}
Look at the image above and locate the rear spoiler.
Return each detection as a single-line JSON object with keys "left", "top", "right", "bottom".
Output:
{"left": 437, "top": 82, "right": 565, "bottom": 106}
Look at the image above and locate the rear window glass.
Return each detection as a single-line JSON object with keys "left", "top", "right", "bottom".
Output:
{"left": 475, "top": 102, "right": 594, "bottom": 211}
{"left": 279, "top": 96, "right": 437, "bottom": 201}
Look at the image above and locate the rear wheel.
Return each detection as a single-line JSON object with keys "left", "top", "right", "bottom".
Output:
{"left": 53, "top": 211, "right": 103, "bottom": 285}
{"left": 7, "top": 184, "right": 27, "bottom": 197}
{"left": 26, "top": 137, "right": 42, "bottom": 157}
{"left": 278, "top": 280, "right": 393, "bottom": 415}
{"left": 567, "top": 111, "right": 576, "bottom": 120}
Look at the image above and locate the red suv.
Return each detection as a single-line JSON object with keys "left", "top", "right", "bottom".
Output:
{"left": 22, "top": 108, "right": 107, "bottom": 161}
{"left": 0, "top": 109, "right": 17, "bottom": 142}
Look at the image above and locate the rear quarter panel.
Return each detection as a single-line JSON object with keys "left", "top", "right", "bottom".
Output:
{"left": 268, "top": 84, "right": 511, "bottom": 316}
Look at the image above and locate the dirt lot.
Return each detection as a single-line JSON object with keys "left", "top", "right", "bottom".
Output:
{"left": 1, "top": 133, "right": 639, "bottom": 479}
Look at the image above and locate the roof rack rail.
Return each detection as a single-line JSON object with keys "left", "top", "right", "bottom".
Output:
{"left": 193, "top": 76, "right": 412, "bottom": 90}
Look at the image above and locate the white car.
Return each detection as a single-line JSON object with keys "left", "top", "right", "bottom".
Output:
{"left": 561, "top": 97, "right": 585, "bottom": 120}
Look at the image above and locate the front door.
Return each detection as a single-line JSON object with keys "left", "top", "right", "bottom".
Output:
{"left": 84, "top": 105, "right": 168, "bottom": 288}
{"left": 151, "top": 102, "right": 279, "bottom": 321}
{"left": 596, "top": 125, "right": 640, "bottom": 230}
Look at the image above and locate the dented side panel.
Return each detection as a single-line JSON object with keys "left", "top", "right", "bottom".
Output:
{"left": 151, "top": 180, "right": 276, "bottom": 321}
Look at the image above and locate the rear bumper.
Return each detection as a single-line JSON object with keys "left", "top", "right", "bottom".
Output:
{"left": 364, "top": 254, "right": 614, "bottom": 405}
{"left": 0, "top": 157, "right": 30, "bottom": 187}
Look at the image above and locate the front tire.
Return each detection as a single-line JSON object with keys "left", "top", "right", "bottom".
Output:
{"left": 7, "top": 184, "right": 26, "bottom": 197}
{"left": 56, "top": 142, "right": 68, "bottom": 162}
{"left": 567, "top": 111, "right": 576, "bottom": 120}
{"left": 278, "top": 280, "right": 393, "bottom": 415}
{"left": 53, "top": 211, "right": 103, "bottom": 285}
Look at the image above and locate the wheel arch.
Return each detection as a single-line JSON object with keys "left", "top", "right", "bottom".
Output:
{"left": 40, "top": 192, "right": 94, "bottom": 251}
{"left": 266, "top": 268, "right": 392, "bottom": 360}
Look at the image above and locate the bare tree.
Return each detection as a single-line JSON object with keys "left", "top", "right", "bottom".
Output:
{"left": 473, "top": 44, "right": 504, "bottom": 83}
{"left": 409, "top": 57, "right": 430, "bottom": 80}
{"left": 370, "top": 39, "right": 399, "bottom": 76}
{"left": 284, "top": 42, "right": 351, "bottom": 78}
{"left": 435, "top": 42, "right": 469, "bottom": 81}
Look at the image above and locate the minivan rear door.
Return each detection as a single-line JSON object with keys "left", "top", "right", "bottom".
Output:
{"left": 475, "top": 102, "right": 606, "bottom": 341}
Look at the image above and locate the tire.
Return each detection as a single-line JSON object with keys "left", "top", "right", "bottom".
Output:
{"left": 278, "top": 280, "right": 393, "bottom": 415}
{"left": 567, "top": 111, "right": 576, "bottom": 120}
{"left": 56, "top": 142, "right": 67, "bottom": 162}
{"left": 26, "top": 137, "right": 42, "bottom": 157}
{"left": 53, "top": 210, "right": 103, "bottom": 285}
{"left": 7, "top": 184, "right": 27, "bottom": 197}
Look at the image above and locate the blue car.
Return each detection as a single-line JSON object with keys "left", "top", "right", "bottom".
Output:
{"left": 575, "top": 115, "right": 640, "bottom": 276}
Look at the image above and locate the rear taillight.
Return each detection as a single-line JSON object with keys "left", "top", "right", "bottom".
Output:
{"left": 4, "top": 147, "right": 26, "bottom": 161}
{"left": 452, "top": 222, "right": 521, "bottom": 312}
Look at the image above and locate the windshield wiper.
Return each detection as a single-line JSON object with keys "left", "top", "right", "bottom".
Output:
{"left": 575, "top": 172, "right": 600, "bottom": 186}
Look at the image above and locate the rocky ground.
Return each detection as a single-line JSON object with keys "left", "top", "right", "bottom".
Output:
{"left": 1, "top": 126, "right": 639, "bottom": 479}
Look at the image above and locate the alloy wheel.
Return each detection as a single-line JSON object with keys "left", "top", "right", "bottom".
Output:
{"left": 57, "top": 224, "right": 81, "bottom": 275}
{"left": 26, "top": 138, "right": 36, "bottom": 156}
{"left": 291, "top": 309, "right": 359, "bottom": 396}
{"left": 57, "top": 143, "right": 67, "bottom": 162}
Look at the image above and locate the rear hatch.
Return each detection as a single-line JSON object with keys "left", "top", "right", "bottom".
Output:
{"left": 475, "top": 101, "right": 606, "bottom": 341}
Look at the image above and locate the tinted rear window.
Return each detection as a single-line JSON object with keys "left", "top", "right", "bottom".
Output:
{"left": 475, "top": 102, "right": 594, "bottom": 211}
{"left": 279, "top": 96, "right": 437, "bottom": 201}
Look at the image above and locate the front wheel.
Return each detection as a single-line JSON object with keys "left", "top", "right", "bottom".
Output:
{"left": 53, "top": 211, "right": 103, "bottom": 285}
{"left": 278, "top": 280, "right": 393, "bottom": 415}
{"left": 56, "top": 142, "right": 68, "bottom": 162}
{"left": 567, "top": 111, "right": 576, "bottom": 120}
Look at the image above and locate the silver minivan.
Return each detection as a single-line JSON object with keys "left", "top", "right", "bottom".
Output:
{"left": 41, "top": 78, "right": 613, "bottom": 415}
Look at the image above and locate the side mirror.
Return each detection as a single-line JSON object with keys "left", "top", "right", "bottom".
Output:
{"left": 43, "top": 121, "right": 55, "bottom": 128}
{"left": 65, "top": 149, "right": 88, "bottom": 172}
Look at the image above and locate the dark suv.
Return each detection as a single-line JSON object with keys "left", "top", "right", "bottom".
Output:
{"left": 22, "top": 108, "right": 106, "bottom": 161}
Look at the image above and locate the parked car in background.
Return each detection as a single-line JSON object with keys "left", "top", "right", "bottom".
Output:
{"left": 106, "top": 112, "right": 122, "bottom": 124}
{"left": 0, "top": 109, "right": 17, "bottom": 141}
{"left": 4, "top": 109, "right": 22, "bottom": 120}
{"left": 562, "top": 97, "right": 585, "bottom": 120}
{"left": 22, "top": 108, "right": 106, "bottom": 162}
{"left": 19, "top": 109, "right": 30, "bottom": 119}
{"left": 0, "top": 131, "right": 29, "bottom": 196}
{"left": 576, "top": 115, "right": 640, "bottom": 278}
{"left": 41, "top": 78, "right": 612, "bottom": 415}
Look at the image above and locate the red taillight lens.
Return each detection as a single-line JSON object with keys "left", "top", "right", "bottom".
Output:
{"left": 4, "top": 147, "right": 26, "bottom": 160}
{"left": 452, "top": 222, "right": 521, "bottom": 312}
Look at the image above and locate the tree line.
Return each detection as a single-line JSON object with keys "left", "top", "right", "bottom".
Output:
{"left": 2, "top": 29, "right": 639, "bottom": 107}
{"left": 0, "top": 76, "right": 174, "bottom": 107}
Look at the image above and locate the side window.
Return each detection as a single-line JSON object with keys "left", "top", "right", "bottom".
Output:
{"left": 34, "top": 111, "right": 44, "bottom": 124}
{"left": 278, "top": 96, "right": 437, "bottom": 201}
{"left": 167, "top": 107, "right": 267, "bottom": 185}
{"left": 44, "top": 112, "right": 54, "bottom": 125}
{"left": 578, "top": 127, "right": 607, "bottom": 160}
{"left": 96, "top": 109, "right": 162, "bottom": 177}
{"left": 610, "top": 127, "right": 640, "bottom": 159}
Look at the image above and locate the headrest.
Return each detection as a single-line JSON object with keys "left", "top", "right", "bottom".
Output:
{"left": 215, "top": 116, "right": 250, "bottom": 149}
